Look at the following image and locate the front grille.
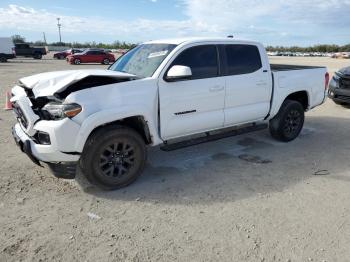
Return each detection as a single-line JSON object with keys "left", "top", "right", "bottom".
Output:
{"left": 13, "top": 103, "right": 28, "bottom": 128}
{"left": 340, "top": 78, "right": 350, "bottom": 89}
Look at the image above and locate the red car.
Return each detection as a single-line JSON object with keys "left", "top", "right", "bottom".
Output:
{"left": 66, "top": 49, "right": 115, "bottom": 65}
{"left": 54, "top": 48, "right": 83, "bottom": 59}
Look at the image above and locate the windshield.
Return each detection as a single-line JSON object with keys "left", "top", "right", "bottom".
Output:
{"left": 109, "top": 44, "right": 177, "bottom": 78}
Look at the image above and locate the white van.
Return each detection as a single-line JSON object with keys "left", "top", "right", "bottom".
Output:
{"left": 0, "top": 37, "right": 16, "bottom": 62}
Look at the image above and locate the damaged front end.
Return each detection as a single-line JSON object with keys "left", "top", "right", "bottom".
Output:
{"left": 18, "top": 72, "right": 137, "bottom": 122}
{"left": 10, "top": 69, "right": 137, "bottom": 178}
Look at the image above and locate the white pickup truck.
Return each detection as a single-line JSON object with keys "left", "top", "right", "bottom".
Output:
{"left": 11, "top": 37, "right": 329, "bottom": 189}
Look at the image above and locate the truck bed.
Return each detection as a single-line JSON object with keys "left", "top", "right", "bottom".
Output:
{"left": 271, "top": 64, "right": 325, "bottom": 72}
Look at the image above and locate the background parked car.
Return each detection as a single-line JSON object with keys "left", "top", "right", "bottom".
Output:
{"left": 0, "top": 37, "right": 16, "bottom": 62}
{"left": 14, "top": 43, "right": 47, "bottom": 59}
{"left": 328, "top": 66, "right": 350, "bottom": 106}
{"left": 53, "top": 48, "right": 83, "bottom": 59}
{"left": 66, "top": 49, "right": 115, "bottom": 65}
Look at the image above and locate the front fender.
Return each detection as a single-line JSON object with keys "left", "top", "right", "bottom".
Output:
{"left": 74, "top": 107, "right": 160, "bottom": 152}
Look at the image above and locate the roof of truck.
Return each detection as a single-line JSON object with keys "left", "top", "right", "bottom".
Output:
{"left": 144, "top": 37, "right": 260, "bottom": 46}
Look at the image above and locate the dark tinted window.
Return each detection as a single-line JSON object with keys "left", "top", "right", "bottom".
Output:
{"left": 171, "top": 45, "right": 218, "bottom": 79}
{"left": 16, "top": 44, "right": 28, "bottom": 49}
{"left": 87, "top": 51, "right": 103, "bottom": 55}
{"left": 225, "top": 45, "right": 262, "bottom": 75}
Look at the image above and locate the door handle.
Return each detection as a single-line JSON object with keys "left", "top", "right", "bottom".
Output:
{"left": 256, "top": 81, "right": 267, "bottom": 86}
{"left": 209, "top": 85, "right": 224, "bottom": 92}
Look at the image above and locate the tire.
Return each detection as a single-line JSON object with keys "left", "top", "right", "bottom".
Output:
{"left": 33, "top": 53, "right": 42, "bottom": 59}
{"left": 269, "top": 99, "right": 305, "bottom": 142}
{"left": 102, "top": 58, "right": 110, "bottom": 65}
{"left": 59, "top": 55, "right": 65, "bottom": 60}
{"left": 79, "top": 125, "right": 147, "bottom": 190}
{"left": 73, "top": 58, "right": 81, "bottom": 65}
{"left": 0, "top": 56, "right": 7, "bottom": 62}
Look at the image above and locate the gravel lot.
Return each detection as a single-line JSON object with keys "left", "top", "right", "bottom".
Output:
{"left": 1, "top": 55, "right": 350, "bottom": 262}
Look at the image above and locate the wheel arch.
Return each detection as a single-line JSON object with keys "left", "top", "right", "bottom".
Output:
{"left": 271, "top": 90, "right": 310, "bottom": 118}
{"left": 285, "top": 90, "right": 309, "bottom": 111}
{"left": 76, "top": 114, "right": 154, "bottom": 152}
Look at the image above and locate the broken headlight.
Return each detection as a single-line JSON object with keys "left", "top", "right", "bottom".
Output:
{"left": 42, "top": 102, "right": 82, "bottom": 120}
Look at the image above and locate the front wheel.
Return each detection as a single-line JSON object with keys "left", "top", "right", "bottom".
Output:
{"left": 80, "top": 126, "right": 147, "bottom": 190}
{"left": 73, "top": 58, "right": 81, "bottom": 65}
{"left": 102, "top": 58, "right": 110, "bottom": 65}
{"left": 269, "top": 100, "right": 305, "bottom": 142}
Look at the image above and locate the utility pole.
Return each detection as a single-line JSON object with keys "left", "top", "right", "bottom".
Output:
{"left": 57, "top": 17, "right": 62, "bottom": 43}
{"left": 43, "top": 32, "right": 47, "bottom": 44}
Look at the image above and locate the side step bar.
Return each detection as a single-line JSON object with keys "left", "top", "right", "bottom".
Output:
{"left": 160, "top": 123, "right": 268, "bottom": 152}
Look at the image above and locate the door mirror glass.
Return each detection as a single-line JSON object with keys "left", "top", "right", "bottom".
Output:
{"left": 166, "top": 65, "right": 192, "bottom": 81}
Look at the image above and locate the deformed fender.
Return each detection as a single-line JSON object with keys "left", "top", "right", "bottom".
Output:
{"left": 74, "top": 106, "right": 160, "bottom": 152}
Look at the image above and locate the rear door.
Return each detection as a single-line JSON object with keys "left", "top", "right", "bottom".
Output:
{"left": 158, "top": 44, "right": 226, "bottom": 140}
{"left": 222, "top": 44, "right": 272, "bottom": 126}
{"left": 15, "top": 44, "right": 28, "bottom": 56}
{"left": 94, "top": 51, "right": 105, "bottom": 63}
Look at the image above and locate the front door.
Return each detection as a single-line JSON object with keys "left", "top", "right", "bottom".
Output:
{"left": 158, "top": 44, "right": 226, "bottom": 140}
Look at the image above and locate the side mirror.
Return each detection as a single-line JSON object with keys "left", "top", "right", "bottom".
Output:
{"left": 166, "top": 65, "right": 192, "bottom": 81}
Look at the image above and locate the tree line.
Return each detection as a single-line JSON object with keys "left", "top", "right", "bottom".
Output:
{"left": 266, "top": 44, "right": 350, "bottom": 53}
{"left": 11, "top": 35, "right": 136, "bottom": 49}
{"left": 12, "top": 35, "right": 350, "bottom": 52}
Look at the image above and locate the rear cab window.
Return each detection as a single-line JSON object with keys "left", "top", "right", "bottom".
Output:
{"left": 224, "top": 44, "right": 262, "bottom": 75}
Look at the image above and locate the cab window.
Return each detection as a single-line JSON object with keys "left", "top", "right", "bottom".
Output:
{"left": 170, "top": 45, "right": 218, "bottom": 80}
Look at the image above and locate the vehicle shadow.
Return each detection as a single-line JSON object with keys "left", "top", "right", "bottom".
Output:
{"left": 7, "top": 59, "right": 55, "bottom": 64}
{"left": 75, "top": 115, "right": 350, "bottom": 204}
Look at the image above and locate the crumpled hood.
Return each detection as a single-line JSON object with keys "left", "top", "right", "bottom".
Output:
{"left": 19, "top": 69, "right": 136, "bottom": 98}
{"left": 338, "top": 66, "right": 350, "bottom": 77}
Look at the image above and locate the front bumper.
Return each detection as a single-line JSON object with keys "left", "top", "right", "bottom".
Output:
{"left": 66, "top": 57, "right": 74, "bottom": 63}
{"left": 12, "top": 126, "right": 41, "bottom": 167}
{"left": 12, "top": 123, "right": 80, "bottom": 163}
{"left": 328, "top": 87, "right": 350, "bottom": 104}
{"left": 12, "top": 123, "right": 79, "bottom": 179}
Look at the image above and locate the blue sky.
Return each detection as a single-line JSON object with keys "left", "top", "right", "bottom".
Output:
{"left": 0, "top": 0, "right": 349, "bottom": 46}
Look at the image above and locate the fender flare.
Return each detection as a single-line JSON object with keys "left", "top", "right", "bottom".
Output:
{"left": 74, "top": 107, "right": 157, "bottom": 152}
{"left": 270, "top": 90, "right": 310, "bottom": 118}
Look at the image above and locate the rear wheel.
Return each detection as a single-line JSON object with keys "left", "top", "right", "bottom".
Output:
{"left": 73, "top": 58, "right": 81, "bottom": 65}
{"left": 102, "top": 58, "right": 110, "bottom": 65}
{"left": 269, "top": 100, "right": 305, "bottom": 142}
{"left": 80, "top": 126, "right": 146, "bottom": 190}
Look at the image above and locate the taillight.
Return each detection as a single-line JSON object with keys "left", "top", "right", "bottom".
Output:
{"left": 325, "top": 72, "right": 330, "bottom": 90}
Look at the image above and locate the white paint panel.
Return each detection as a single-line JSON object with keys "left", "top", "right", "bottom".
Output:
{"left": 159, "top": 77, "right": 226, "bottom": 140}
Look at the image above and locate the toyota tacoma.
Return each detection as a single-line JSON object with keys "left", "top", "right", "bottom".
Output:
{"left": 10, "top": 37, "right": 329, "bottom": 190}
